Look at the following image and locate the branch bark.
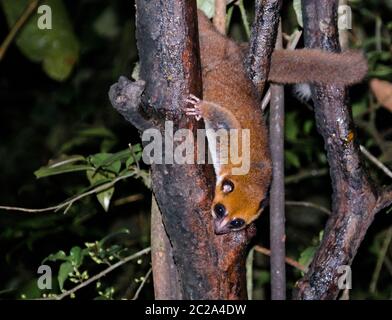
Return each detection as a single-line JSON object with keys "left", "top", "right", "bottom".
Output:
{"left": 246, "top": 0, "right": 283, "bottom": 96}
{"left": 109, "top": 0, "right": 256, "bottom": 299}
{"left": 294, "top": 0, "right": 392, "bottom": 300}
{"left": 269, "top": 21, "right": 286, "bottom": 300}
{"left": 244, "top": 0, "right": 284, "bottom": 299}
{"left": 150, "top": 196, "right": 182, "bottom": 299}
{"left": 213, "top": 0, "right": 226, "bottom": 34}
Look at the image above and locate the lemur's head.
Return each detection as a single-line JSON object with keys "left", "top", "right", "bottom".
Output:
{"left": 211, "top": 172, "right": 270, "bottom": 235}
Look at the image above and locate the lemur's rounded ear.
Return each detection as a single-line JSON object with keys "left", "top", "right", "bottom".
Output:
{"left": 259, "top": 197, "right": 269, "bottom": 210}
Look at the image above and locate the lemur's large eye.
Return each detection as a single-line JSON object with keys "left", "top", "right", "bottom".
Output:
{"left": 230, "top": 218, "right": 245, "bottom": 229}
{"left": 214, "top": 203, "right": 226, "bottom": 218}
{"left": 221, "top": 180, "right": 234, "bottom": 194}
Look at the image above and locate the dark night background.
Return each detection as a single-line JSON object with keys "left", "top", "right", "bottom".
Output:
{"left": 0, "top": 0, "right": 391, "bottom": 299}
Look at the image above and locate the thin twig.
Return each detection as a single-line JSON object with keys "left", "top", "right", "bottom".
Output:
{"left": 285, "top": 200, "right": 331, "bottom": 215}
{"left": 360, "top": 145, "right": 392, "bottom": 179}
{"left": 384, "top": 256, "right": 392, "bottom": 277}
{"left": 269, "top": 20, "right": 286, "bottom": 300}
{"left": 237, "top": 0, "right": 250, "bottom": 38}
{"left": 0, "top": 0, "right": 39, "bottom": 61}
{"left": 114, "top": 194, "right": 144, "bottom": 206}
{"left": 254, "top": 245, "right": 308, "bottom": 273}
{"left": 129, "top": 143, "right": 141, "bottom": 172}
{"left": 246, "top": 0, "right": 282, "bottom": 94}
{"left": 369, "top": 227, "right": 392, "bottom": 294}
{"left": 42, "top": 247, "right": 151, "bottom": 300}
{"left": 261, "top": 30, "right": 302, "bottom": 111}
{"left": 246, "top": 247, "right": 255, "bottom": 300}
{"left": 132, "top": 267, "right": 152, "bottom": 300}
{"left": 285, "top": 168, "right": 328, "bottom": 184}
{"left": 213, "top": 0, "right": 226, "bottom": 34}
{"left": 0, "top": 171, "right": 138, "bottom": 214}
{"left": 261, "top": 90, "right": 272, "bottom": 111}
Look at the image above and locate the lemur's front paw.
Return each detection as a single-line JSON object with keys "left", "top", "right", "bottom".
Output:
{"left": 185, "top": 94, "right": 202, "bottom": 121}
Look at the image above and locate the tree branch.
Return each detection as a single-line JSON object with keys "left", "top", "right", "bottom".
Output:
{"left": 108, "top": 78, "right": 152, "bottom": 132}
{"left": 213, "top": 0, "right": 226, "bottom": 34}
{"left": 42, "top": 247, "right": 151, "bottom": 300}
{"left": 246, "top": 0, "right": 283, "bottom": 95}
{"left": 254, "top": 245, "right": 308, "bottom": 273}
{"left": 109, "top": 0, "right": 255, "bottom": 299}
{"left": 269, "top": 21, "right": 286, "bottom": 300}
{"left": 150, "top": 196, "right": 182, "bottom": 299}
{"left": 0, "top": 0, "right": 39, "bottom": 61}
{"left": 285, "top": 201, "right": 331, "bottom": 216}
{"left": 294, "top": 0, "right": 391, "bottom": 300}
{"left": 132, "top": 267, "right": 153, "bottom": 300}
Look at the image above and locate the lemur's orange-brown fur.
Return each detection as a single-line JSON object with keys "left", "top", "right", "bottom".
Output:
{"left": 185, "top": 11, "right": 367, "bottom": 234}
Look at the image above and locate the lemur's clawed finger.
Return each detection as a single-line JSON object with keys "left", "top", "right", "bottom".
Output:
{"left": 184, "top": 94, "right": 203, "bottom": 121}
{"left": 185, "top": 94, "right": 201, "bottom": 105}
{"left": 185, "top": 108, "right": 202, "bottom": 121}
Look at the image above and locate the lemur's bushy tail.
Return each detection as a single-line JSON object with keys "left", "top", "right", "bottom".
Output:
{"left": 198, "top": 9, "right": 368, "bottom": 87}
{"left": 269, "top": 49, "right": 368, "bottom": 86}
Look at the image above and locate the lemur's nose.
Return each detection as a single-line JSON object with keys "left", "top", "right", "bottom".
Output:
{"left": 214, "top": 218, "right": 231, "bottom": 235}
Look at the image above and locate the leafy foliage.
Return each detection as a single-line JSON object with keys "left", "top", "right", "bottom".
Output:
{"left": 1, "top": 0, "right": 79, "bottom": 81}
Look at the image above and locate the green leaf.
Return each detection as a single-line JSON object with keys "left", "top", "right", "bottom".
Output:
{"left": 47, "top": 155, "right": 86, "bottom": 168}
{"left": 92, "top": 150, "right": 128, "bottom": 169}
{"left": 197, "top": 0, "right": 215, "bottom": 18}
{"left": 86, "top": 170, "right": 115, "bottom": 212}
{"left": 110, "top": 160, "right": 122, "bottom": 174}
{"left": 89, "top": 153, "right": 112, "bottom": 168}
{"left": 1, "top": 0, "right": 79, "bottom": 81}
{"left": 43, "top": 250, "right": 68, "bottom": 263}
{"left": 299, "top": 246, "right": 316, "bottom": 270}
{"left": 96, "top": 188, "right": 114, "bottom": 212}
{"left": 369, "top": 65, "right": 392, "bottom": 78}
{"left": 58, "top": 261, "right": 73, "bottom": 291}
{"left": 285, "top": 150, "right": 301, "bottom": 168}
{"left": 93, "top": 6, "right": 119, "bottom": 39}
{"left": 78, "top": 127, "right": 116, "bottom": 139}
{"left": 70, "top": 246, "right": 84, "bottom": 267}
{"left": 90, "top": 145, "right": 142, "bottom": 172}
{"left": 285, "top": 112, "right": 299, "bottom": 142}
{"left": 99, "top": 229, "right": 130, "bottom": 247}
{"left": 43, "top": 43, "right": 78, "bottom": 81}
{"left": 293, "top": 0, "right": 303, "bottom": 27}
{"left": 303, "top": 120, "right": 313, "bottom": 135}
{"left": 58, "top": 127, "right": 116, "bottom": 154}
{"left": 352, "top": 100, "right": 368, "bottom": 118}
{"left": 126, "top": 145, "right": 143, "bottom": 167}
{"left": 34, "top": 164, "right": 94, "bottom": 178}
{"left": 258, "top": 270, "right": 270, "bottom": 286}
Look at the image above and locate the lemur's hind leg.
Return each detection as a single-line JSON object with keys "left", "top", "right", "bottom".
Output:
{"left": 184, "top": 94, "right": 244, "bottom": 174}
{"left": 184, "top": 94, "right": 241, "bottom": 131}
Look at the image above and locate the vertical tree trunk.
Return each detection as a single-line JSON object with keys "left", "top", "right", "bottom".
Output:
{"left": 269, "top": 22, "right": 286, "bottom": 300}
{"left": 150, "top": 196, "right": 182, "bottom": 299}
{"left": 294, "top": 0, "right": 392, "bottom": 300}
{"left": 134, "top": 0, "right": 254, "bottom": 299}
